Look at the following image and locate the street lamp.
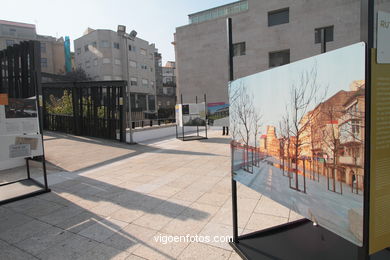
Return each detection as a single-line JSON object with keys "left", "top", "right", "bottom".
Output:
{"left": 117, "top": 25, "right": 137, "bottom": 144}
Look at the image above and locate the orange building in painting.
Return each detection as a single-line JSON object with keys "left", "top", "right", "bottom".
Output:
{"left": 259, "top": 126, "right": 280, "bottom": 158}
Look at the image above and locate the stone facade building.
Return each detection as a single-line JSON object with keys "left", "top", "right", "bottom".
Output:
{"left": 174, "top": 0, "right": 390, "bottom": 104}
{"left": 0, "top": 19, "right": 65, "bottom": 75}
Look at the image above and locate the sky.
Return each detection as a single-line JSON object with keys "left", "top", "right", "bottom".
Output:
{"left": 2, "top": 0, "right": 234, "bottom": 64}
{"left": 231, "top": 42, "right": 366, "bottom": 142}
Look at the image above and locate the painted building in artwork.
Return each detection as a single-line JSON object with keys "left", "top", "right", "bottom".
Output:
{"left": 296, "top": 80, "right": 365, "bottom": 189}
{"left": 259, "top": 126, "right": 280, "bottom": 157}
{"left": 338, "top": 84, "right": 365, "bottom": 189}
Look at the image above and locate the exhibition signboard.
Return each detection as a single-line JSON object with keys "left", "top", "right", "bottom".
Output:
{"left": 377, "top": 11, "right": 390, "bottom": 64}
{"left": 207, "top": 102, "right": 229, "bottom": 126}
{"left": 175, "top": 102, "right": 206, "bottom": 127}
{"left": 230, "top": 42, "right": 366, "bottom": 246}
{"left": 0, "top": 96, "right": 43, "bottom": 163}
{"left": 369, "top": 49, "right": 390, "bottom": 254}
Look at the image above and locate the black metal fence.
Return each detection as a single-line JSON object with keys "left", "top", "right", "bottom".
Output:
{"left": 42, "top": 81, "right": 126, "bottom": 142}
{"left": 131, "top": 118, "right": 175, "bottom": 129}
{"left": 0, "top": 41, "right": 41, "bottom": 98}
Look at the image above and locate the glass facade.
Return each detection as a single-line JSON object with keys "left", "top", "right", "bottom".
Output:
{"left": 189, "top": 1, "right": 248, "bottom": 24}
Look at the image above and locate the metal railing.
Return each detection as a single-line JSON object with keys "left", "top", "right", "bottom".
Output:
{"left": 130, "top": 118, "right": 175, "bottom": 129}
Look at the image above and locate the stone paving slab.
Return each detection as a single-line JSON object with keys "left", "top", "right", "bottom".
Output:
{"left": 0, "top": 130, "right": 303, "bottom": 259}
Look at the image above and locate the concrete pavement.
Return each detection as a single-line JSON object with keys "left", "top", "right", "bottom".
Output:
{"left": 0, "top": 130, "right": 302, "bottom": 260}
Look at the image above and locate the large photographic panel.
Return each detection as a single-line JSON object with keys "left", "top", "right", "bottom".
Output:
{"left": 208, "top": 102, "right": 229, "bottom": 126}
{"left": 176, "top": 103, "right": 207, "bottom": 127}
{"left": 230, "top": 42, "right": 366, "bottom": 246}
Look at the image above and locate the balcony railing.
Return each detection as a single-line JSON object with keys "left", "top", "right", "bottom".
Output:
{"left": 339, "top": 156, "right": 363, "bottom": 166}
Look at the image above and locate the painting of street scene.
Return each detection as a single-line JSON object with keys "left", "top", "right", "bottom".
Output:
{"left": 230, "top": 42, "right": 366, "bottom": 246}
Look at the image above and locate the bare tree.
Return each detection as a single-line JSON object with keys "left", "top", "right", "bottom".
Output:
{"left": 278, "top": 110, "right": 291, "bottom": 177}
{"left": 252, "top": 110, "right": 263, "bottom": 166}
{"left": 321, "top": 106, "right": 343, "bottom": 194}
{"left": 230, "top": 82, "right": 255, "bottom": 173}
{"left": 286, "top": 64, "right": 327, "bottom": 193}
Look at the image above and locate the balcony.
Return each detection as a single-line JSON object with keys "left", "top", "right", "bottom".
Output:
{"left": 339, "top": 156, "right": 363, "bottom": 166}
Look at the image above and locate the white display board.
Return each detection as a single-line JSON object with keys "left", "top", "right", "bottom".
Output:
{"left": 176, "top": 102, "right": 206, "bottom": 127}
{"left": 377, "top": 11, "right": 390, "bottom": 64}
{"left": 175, "top": 104, "right": 183, "bottom": 127}
{"left": 0, "top": 96, "right": 43, "bottom": 162}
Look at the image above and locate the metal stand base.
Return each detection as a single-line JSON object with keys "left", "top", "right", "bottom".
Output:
{"left": 230, "top": 219, "right": 390, "bottom": 260}
{"left": 0, "top": 179, "right": 50, "bottom": 205}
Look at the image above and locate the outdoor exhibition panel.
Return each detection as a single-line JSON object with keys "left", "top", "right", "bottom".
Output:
{"left": 229, "top": 40, "right": 390, "bottom": 259}
{"left": 207, "top": 102, "right": 229, "bottom": 127}
{"left": 0, "top": 41, "right": 50, "bottom": 205}
{"left": 175, "top": 94, "right": 208, "bottom": 141}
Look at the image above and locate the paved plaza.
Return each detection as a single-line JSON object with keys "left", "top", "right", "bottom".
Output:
{"left": 0, "top": 130, "right": 302, "bottom": 260}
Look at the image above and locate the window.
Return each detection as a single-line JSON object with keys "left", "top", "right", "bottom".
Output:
{"left": 137, "top": 95, "right": 147, "bottom": 110}
{"left": 148, "top": 95, "right": 156, "bottom": 111}
{"left": 233, "top": 42, "right": 246, "bottom": 56}
{"left": 102, "top": 58, "right": 111, "bottom": 64}
{"left": 41, "top": 58, "right": 48, "bottom": 68}
{"left": 315, "top": 26, "right": 334, "bottom": 44}
{"left": 85, "top": 60, "right": 90, "bottom": 68}
{"left": 129, "top": 60, "right": 137, "bottom": 68}
{"left": 40, "top": 42, "right": 46, "bottom": 53}
{"left": 141, "top": 64, "right": 147, "bottom": 70}
{"left": 268, "top": 8, "right": 289, "bottom": 26}
{"left": 93, "top": 58, "right": 98, "bottom": 66}
{"left": 351, "top": 119, "right": 360, "bottom": 135}
{"left": 92, "top": 41, "right": 97, "bottom": 48}
{"left": 5, "top": 40, "right": 14, "bottom": 47}
{"left": 151, "top": 81, "right": 154, "bottom": 88}
{"left": 76, "top": 48, "right": 81, "bottom": 55}
{"left": 269, "top": 49, "right": 290, "bottom": 68}
{"left": 113, "top": 42, "right": 120, "bottom": 49}
{"left": 84, "top": 44, "right": 89, "bottom": 52}
{"left": 140, "top": 48, "right": 147, "bottom": 55}
{"left": 103, "top": 75, "right": 112, "bottom": 80}
{"left": 101, "top": 40, "right": 110, "bottom": 48}
{"left": 130, "top": 77, "right": 138, "bottom": 86}
{"left": 129, "top": 45, "right": 132, "bottom": 51}
{"left": 114, "top": 59, "right": 121, "bottom": 65}
{"left": 142, "top": 79, "right": 148, "bottom": 87}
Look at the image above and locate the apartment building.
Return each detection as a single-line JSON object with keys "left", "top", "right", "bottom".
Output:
{"left": 74, "top": 28, "right": 157, "bottom": 114}
{"left": 157, "top": 61, "right": 176, "bottom": 109}
{"left": 0, "top": 19, "right": 66, "bottom": 75}
{"left": 174, "top": 0, "right": 390, "bottom": 104}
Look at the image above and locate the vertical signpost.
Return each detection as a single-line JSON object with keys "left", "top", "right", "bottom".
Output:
{"left": 369, "top": 9, "right": 390, "bottom": 256}
{"left": 227, "top": 17, "right": 238, "bottom": 244}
